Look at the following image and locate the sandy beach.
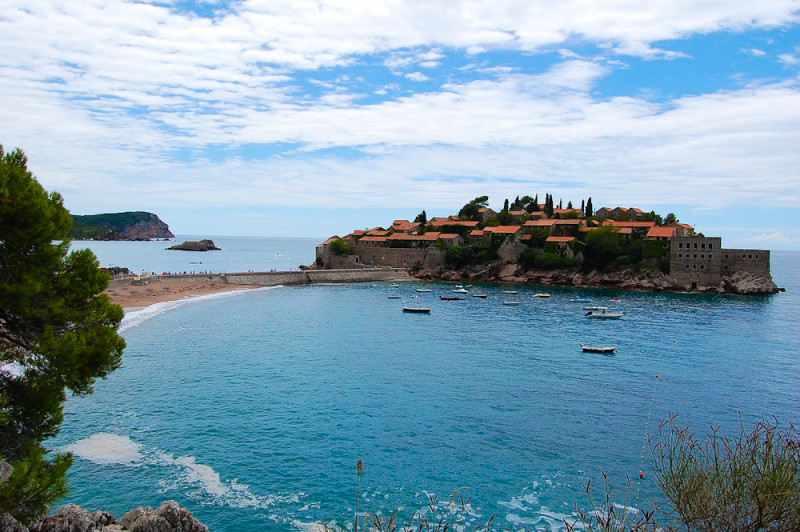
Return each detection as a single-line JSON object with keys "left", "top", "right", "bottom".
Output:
{"left": 105, "top": 280, "right": 260, "bottom": 309}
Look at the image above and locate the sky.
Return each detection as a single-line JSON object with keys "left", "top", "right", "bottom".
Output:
{"left": 1, "top": 1, "right": 799, "bottom": 250}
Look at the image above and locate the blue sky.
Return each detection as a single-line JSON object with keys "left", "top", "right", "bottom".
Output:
{"left": 1, "top": 1, "right": 799, "bottom": 249}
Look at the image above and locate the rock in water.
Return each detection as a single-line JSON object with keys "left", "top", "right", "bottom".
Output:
{"left": 166, "top": 239, "right": 221, "bottom": 252}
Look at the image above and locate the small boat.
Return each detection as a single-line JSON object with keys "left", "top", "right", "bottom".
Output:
{"left": 452, "top": 288, "right": 469, "bottom": 294}
{"left": 610, "top": 298, "right": 621, "bottom": 303}
{"left": 501, "top": 289, "right": 518, "bottom": 294}
{"left": 389, "top": 283, "right": 399, "bottom": 288}
{"left": 570, "top": 297, "right": 592, "bottom": 303}
{"left": 440, "top": 295, "right": 466, "bottom": 301}
{"left": 472, "top": 292, "right": 488, "bottom": 298}
{"left": 533, "top": 293, "right": 550, "bottom": 298}
{"left": 503, "top": 300, "right": 521, "bottom": 306}
{"left": 580, "top": 344, "right": 617, "bottom": 354}
{"left": 416, "top": 288, "right": 432, "bottom": 293}
{"left": 387, "top": 295, "right": 402, "bottom": 299}
{"left": 586, "top": 307, "right": 625, "bottom": 319}
{"left": 403, "top": 305, "right": 431, "bottom": 313}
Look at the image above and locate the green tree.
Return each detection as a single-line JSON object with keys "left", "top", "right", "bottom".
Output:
{"left": 664, "top": 212, "right": 679, "bottom": 225}
{"left": 640, "top": 210, "right": 663, "bottom": 225}
{"left": 329, "top": 238, "right": 351, "bottom": 256}
{"left": 585, "top": 197, "right": 593, "bottom": 217}
{"left": 0, "top": 146, "right": 126, "bottom": 524}
{"left": 531, "top": 194, "right": 540, "bottom": 213}
{"left": 582, "top": 225, "right": 621, "bottom": 272}
{"left": 413, "top": 210, "right": 427, "bottom": 225}
{"left": 458, "top": 196, "right": 489, "bottom": 221}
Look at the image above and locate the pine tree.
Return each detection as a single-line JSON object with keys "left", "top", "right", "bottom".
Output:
{"left": 0, "top": 146, "right": 125, "bottom": 524}
{"left": 585, "top": 197, "right": 593, "bottom": 217}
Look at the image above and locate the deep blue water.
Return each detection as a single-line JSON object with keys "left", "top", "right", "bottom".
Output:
{"left": 51, "top": 242, "right": 799, "bottom": 531}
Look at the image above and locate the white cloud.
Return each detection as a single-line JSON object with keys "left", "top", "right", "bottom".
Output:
{"left": 405, "top": 72, "right": 429, "bottom": 82}
{"left": 748, "top": 48, "right": 767, "bottom": 56}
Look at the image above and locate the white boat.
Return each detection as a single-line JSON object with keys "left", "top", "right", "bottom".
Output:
{"left": 586, "top": 307, "right": 625, "bottom": 319}
{"left": 453, "top": 288, "right": 469, "bottom": 294}
{"left": 390, "top": 283, "right": 399, "bottom": 288}
{"left": 533, "top": 293, "right": 550, "bottom": 298}
{"left": 580, "top": 344, "right": 617, "bottom": 354}
{"left": 501, "top": 289, "right": 518, "bottom": 294}
{"left": 402, "top": 304, "right": 431, "bottom": 313}
{"left": 416, "top": 288, "right": 432, "bottom": 293}
{"left": 472, "top": 292, "right": 488, "bottom": 298}
{"left": 571, "top": 297, "right": 592, "bottom": 303}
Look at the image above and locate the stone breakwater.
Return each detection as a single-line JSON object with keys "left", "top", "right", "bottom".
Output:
{"left": 108, "top": 268, "right": 411, "bottom": 288}
{"left": 0, "top": 501, "right": 207, "bottom": 532}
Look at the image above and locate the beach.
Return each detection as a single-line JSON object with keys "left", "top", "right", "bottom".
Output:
{"left": 105, "top": 280, "right": 260, "bottom": 309}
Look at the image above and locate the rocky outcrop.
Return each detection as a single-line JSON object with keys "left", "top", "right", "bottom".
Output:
{"left": 166, "top": 239, "right": 220, "bottom": 252}
{"left": 1, "top": 501, "right": 208, "bottom": 532}
{"left": 721, "top": 271, "right": 779, "bottom": 295}
{"left": 412, "top": 261, "right": 757, "bottom": 293}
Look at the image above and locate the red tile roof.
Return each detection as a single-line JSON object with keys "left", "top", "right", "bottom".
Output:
{"left": 388, "top": 232, "right": 441, "bottom": 241}
{"left": 646, "top": 226, "right": 677, "bottom": 238}
{"left": 430, "top": 219, "right": 479, "bottom": 227}
{"left": 554, "top": 219, "right": 584, "bottom": 225}
{"left": 358, "top": 236, "right": 389, "bottom": 242}
{"left": 483, "top": 225, "right": 522, "bottom": 235}
{"left": 524, "top": 219, "right": 557, "bottom": 227}
{"left": 546, "top": 236, "right": 576, "bottom": 243}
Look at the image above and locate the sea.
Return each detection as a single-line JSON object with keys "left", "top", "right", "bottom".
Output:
{"left": 49, "top": 237, "right": 799, "bottom": 531}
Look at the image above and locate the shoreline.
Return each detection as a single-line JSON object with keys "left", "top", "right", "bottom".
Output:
{"left": 105, "top": 280, "right": 261, "bottom": 309}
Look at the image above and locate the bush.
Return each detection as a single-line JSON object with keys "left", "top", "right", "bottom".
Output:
{"left": 329, "top": 238, "right": 351, "bottom": 256}
{"left": 651, "top": 415, "right": 800, "bottom": 531}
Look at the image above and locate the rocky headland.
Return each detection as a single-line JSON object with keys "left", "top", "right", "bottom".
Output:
{"left": 69, "top": 212, "right": 174, "bottom": 241}
{"left": 0, "top": 501, "right": 208, "bottom": 532}
{"left": 166, "top": 239, "right": 220, "bottom": 251}
{"left": 413, "top": 261, "right": 780, "bottom": 295}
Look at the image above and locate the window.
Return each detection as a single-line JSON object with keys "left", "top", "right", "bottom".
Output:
{"left": 678, "top": 253, "right": 682, "bottom": 258}
{"left": 725, "top": 254, "right": 729, "bottom": 260}
{"left": 694, "top": 254, "right": 698, "bottom": 259}
{"left": 701, "top": 243, "right": 706, "bottom": 249}
{"left": 692, "top": 264, "right": 697, "bottom": 270}
{"left": 678, "top": 242, "right": 683, "bottom": 249}
{"left": 700, "top": 264, "right": 705, "bottom": 270}
{"left": 755, "top": 254, "right": 759, "bottom": 259}
{"left": 708, "top": 254, "right": 712, "bottom": 260}
{"left": 694, "top": 242, "right": 698, "bottom": 249}
{"left": 724, "top": 265, "right": 729, "bottom": 270}
{"left": 709, "top": 244, "right": 713, "bottom": 250}
{"left": 748, "top": 254, "right": 752, "bottom": 259}
{"left": 686, "top": 264, "right": 690, "bottom": 269}
{"left": 742, "top": 254, "right": 747, "bottom": 259}
{"left": 701, "top": 254, "right": 705, "bottom": 259}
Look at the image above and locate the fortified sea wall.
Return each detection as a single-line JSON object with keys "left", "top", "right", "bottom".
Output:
{"left": 109, "top": 268, "right": 410, "bottom": 287}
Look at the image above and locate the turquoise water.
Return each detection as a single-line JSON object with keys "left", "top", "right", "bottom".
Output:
{"left": 51, "top": 242, "right": 799, "bottom": 531}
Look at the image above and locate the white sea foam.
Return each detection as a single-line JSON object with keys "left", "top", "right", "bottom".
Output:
{"left": 64, "top": 433, "right": 142, "bottom": 465}
{"left": 119, "top": 286, "right": 281, "bottom": 332}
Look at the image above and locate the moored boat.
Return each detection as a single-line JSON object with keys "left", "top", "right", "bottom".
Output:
{"left": 403, "top": 304, "right": 431, "bottom": 313}
{"left": 472, "top": 292, "right": 488, "bottom": 298}
{"left": 580, "top": 344, "right": 617, "bottom": 354}
{"left": 585, "top": 307, "right": 625, "bottom": 319}
{"left": 503, "top": 300, "right": 521, "bottom": 306}
{"left": 440, "top": 295, "right": 466, "bottom": 301}
{"left": 533, "top": 293, "right": 551, "bottom": 298}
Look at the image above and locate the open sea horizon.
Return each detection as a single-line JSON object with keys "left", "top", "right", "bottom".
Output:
{"left": 52, "top": 238, "right": 800, "bottom": 531}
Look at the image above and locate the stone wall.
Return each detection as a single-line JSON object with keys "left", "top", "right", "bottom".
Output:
{"left": 722, "top": 248, "right": 770, "bottom": 275}
{"left": 109, "top": 269, "right": 410, "bottom": 289}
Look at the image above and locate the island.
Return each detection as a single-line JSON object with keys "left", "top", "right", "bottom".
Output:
{"left": 314, "top": 195, "right": 779, "bottom": 295}
{"left": 166, "top": 239, "right": 220, "bottom": 251}
{"left": 69, "top": 211, "right": 174, "bottom": 240}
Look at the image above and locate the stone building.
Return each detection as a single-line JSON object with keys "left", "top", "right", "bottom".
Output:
{"left": 669, "top": 236, "right": 771, "bottom": 291}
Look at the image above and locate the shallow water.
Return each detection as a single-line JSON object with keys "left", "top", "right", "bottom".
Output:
{"left": 51, "top": 243, "right": 800, "bottom": 531}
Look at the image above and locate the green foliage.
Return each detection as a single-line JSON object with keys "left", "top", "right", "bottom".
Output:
{"left": 527, "top": 229, "right": 550, "bottom": 248}
{"left": 0, "top": 445, "right": 72, "bottom": 524}
{"left": 585, "top": 197, "right": 593, "bottom": 217}
{"left": 329, "top": 238, "right": 351, "bottom": 256}
{"left": 642, "top": 240, "right": 668, "bottom": 260}
{"left": 664, "top": 213, "right": 678, "bottom": 225}
{"left": 1, "top": 146, "right": 126, "bottom": 524}
{"left": 444, "top": 245, "right": 497, "bottom": 269}
{"left": 640, "top": 211, "right": 663, "bottom": 225}
{"left": 528, "top": 251, "right": 578, "bottom": 270}
{"left": 458, "top": 196, "right": 489, "bottom": 221}
{"left": 652, "top": 415, "right": 800, "bottom": 531}
{"left": 582, "top": 226, "right": 622, "bottom": 272}
{"left": 413, "top": 210, "right": 427, "bottom": 225}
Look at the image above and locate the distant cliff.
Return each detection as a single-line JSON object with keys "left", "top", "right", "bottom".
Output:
{"left": 69, "top": 212, "right": 174, "bottom": 240}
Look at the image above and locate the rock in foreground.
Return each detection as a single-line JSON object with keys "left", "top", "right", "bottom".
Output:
{"left": 2, "top": 501, "right": 208, "bottom": 532}
{"left": 166, "top": 239, "right": 220, "bottom": 252}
